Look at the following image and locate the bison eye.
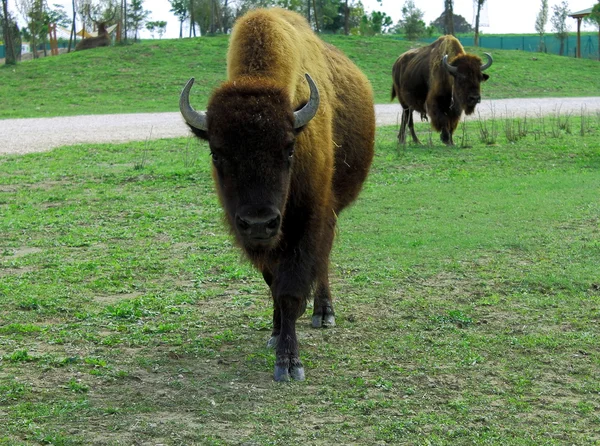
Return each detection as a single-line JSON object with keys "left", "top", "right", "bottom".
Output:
{"left": 287, "top": 144, "right": 295, "bottom": 159}
{"left": 210, "top": 152, "right": 220, "bottom": 162}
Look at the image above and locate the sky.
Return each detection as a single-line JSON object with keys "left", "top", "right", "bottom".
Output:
{"left": 8, "top": 0, "right": 599, "bottom": 39}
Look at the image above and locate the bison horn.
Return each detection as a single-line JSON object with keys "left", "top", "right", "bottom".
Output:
{"left": 294, "top": 73, "right": 320, "bottom": 129}
{"left": 179, "top": 78, "right": 208, "bottom": 132}
{"left": 481, "top": 52, "right": 493, "bottom": 71}
{"left": 442, "top": 55, "right": 458, "bottom": 75}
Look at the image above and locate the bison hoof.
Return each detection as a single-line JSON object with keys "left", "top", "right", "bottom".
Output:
{"left": 266, "top": 335, "right": 279, "bottom": 349}
{"left": 312, "top": 314, "right": 336, "bottom": 328}
{"left": 274, "top": 363, "right": 305, "bottom": 382}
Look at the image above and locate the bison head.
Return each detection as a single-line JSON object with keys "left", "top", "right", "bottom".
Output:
{"left": 180, "top": 74, "right": 319, "bottom": 252}
{"left": 442, "top": 53, "right": 492, "bottom": 114}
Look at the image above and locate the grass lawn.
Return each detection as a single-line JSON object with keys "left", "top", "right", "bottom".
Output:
{"left": 1, "top": 115, "right": 599, "bottom": 444}
{"left": 1, "top": 35, "right": 599, "bottom": 119}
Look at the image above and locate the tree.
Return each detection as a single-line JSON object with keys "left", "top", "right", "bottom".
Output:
{"left": 430, "top": 11, "right": 472, "bottom": 34}
{"left": 1, "top": 0, "right": 19, "bottom": 64}
{"left": 584, "top": 1, "right": 600, "bottom": 60}
{"left": 397, "top": 0, "right": 425, "bottom": 40}
{"left": 155, "top": 20, "right": 166, "bottom": 37}
{"left": 127, "top": 0, "right": 149, "bottom": 40}
{"left": 169, "top": 0, "right": 188, "bottom": 38}
{"left": 550, "top": 1, "right": 569, "bottom": 56}
{"left": 45, "top": 3, "right": 69, "bottom": 27}
{"left": 17, "top": 0, "right": 46, "bottom": 58}
{"left": 474, "top": 0, "right": 485, "bottom": 46}
{"left": 67, "top": 0, "right": 77, "bottom": 52}
{"left": 535, "top": 0, "right": 549, "bottom": 52}
{"left": 444, "top": 0, "right": 454, "bottom": 35}
{"left": 343, "top": 0, "right": 348, "bottom": 34}
{"left": 359, "top": 10, "right": 392, "bottom": 35}
{"left": 146, "top": 19, "right": 166, "bottom": 38}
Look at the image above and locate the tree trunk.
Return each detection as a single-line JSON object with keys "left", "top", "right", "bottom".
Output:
{"left": 222, "top": 0, "right": 229, "bottom": 34}
{"left": 312, "top": 0, "right": 319, "bottom": 32}
{"left": 2, "top": 0, "right": 17, "bottom": 64}
{"left": 444, "top": 0, "right": 454, "bottom": 35}
{"left": 343, "top": 0, "right": 349, "bottom": 35}
{"left": 31, "top": 24, "right": 38, "bottom": 59}
{"left": 474, "top": 1, "right": 481, "bottom": 46}
{"left": 67, "top": 0, "right": 76, "bottom": 52}
{"left": 179, "top": 19, "right": 183, "bottom": 38}
{"left": 123, "top": 0, "right": 128, "bottom": 43}
{"left": 189, "top": 0, "right": 196, "bottom": 37}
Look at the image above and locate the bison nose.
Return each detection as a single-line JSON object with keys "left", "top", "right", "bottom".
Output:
{"left": 235, "top": 207, "right": 281, "bottom": 240}
{"left": 468, "top": 94, "right": 481, "bottom": 104}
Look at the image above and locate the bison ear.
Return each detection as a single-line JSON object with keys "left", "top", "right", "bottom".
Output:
{"left": 482, "top": 73, "right": 490, "bottom": 82}
{"left": 188, "top": 125, "right": 209, "bottom": 141}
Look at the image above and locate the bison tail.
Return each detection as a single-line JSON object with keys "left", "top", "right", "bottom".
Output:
{"left": 391, "top": 85, "right": 397, "bottom": 102}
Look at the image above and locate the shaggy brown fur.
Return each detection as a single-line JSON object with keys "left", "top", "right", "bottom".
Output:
{"left": 75, "top": 22, "right": 111, "bottom": 51}
{"left": 186, "top": 8, "right": 375, "bottom": 381}
{"left": 391, "top": 35, "right": 491, "bottom": 145}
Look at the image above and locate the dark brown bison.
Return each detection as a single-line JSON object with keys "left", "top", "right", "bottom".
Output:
{"left": 391, "top": 35, "right": 492, "bottom": 145}
{"left": 180, "top": 8, "right": 375, "bottom": 381}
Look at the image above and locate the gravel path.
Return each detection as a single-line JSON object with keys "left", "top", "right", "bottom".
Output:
{"left": 2, "top": 97, "right": 600, "bottom": 155}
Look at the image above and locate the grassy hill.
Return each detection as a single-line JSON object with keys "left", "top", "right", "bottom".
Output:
{"left": 1, "top": 35, "right": 599, "bottom": 119}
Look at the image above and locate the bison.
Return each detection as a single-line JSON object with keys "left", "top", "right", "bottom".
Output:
{"left": 179, "top": 8, "right": 375, "bottom": 381}
{"left": 391, "top": 35, "right": 492, "bottom": 145}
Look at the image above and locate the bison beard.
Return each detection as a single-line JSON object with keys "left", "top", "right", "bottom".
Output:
{"left": 180, "top": 8, "right": 375, "bottom": 381}
{"left": 391, "top": 35, "right": 492, "bottom": 146}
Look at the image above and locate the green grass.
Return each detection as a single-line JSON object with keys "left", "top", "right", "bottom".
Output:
{"left": 1, "top": 115, "right": 600, "bottom": 444}
{"left": 1, "top": 35, "right": 599, "bottom": 119}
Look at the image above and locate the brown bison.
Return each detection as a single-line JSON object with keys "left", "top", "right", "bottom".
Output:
{"left": 180, "top": 8, "right": 375, "bottom": 381}
{"left": 391, "top": 35, "right": 492, "bottom": 145}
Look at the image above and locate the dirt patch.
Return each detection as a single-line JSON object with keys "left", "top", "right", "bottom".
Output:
{"left": 0, "top": 266, "right": 37, "bottom": 277}
{"left": 7, "top": 247, "right": 43, "bottom": 258}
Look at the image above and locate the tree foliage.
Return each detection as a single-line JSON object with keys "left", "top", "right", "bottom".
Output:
{"left": 535, "top": 0, "right": 548, "bottom": 51}
{"left": 584, "top": 1, "right": 600, "bottom": 61}
{"left": 430, "top": 11, "right": 472, "bottom": 34}
{"left": 550, "top": 0, "right": 569, "bottom": 55}
{"left": 584, "top": 1, "right": 600, "bottom": 29}
{"left": 395, "top": 0, "right": 426, "bottom": 40}
{"left": 174, "top": 0, "right": 389, "bottom": 37}
{"left": 127, "top": 0, "right": 150, "bottom": 41}
{"left": 1, "top": 0, "right": 21, "bottom": 64}
{"left": 146, "top": 20, "right": 167, "bottom": 38}
{"left": 444, "top": 0, "right": 454, "bottom": 35}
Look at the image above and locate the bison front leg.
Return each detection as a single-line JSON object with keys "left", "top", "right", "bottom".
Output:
{"left": 273, "top": 294, "right": 307, "bottom": 381}
{"left": 262, "top": 270, "right": 281, "bottom": 349}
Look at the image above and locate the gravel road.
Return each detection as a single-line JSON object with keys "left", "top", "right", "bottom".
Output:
{"left": 2, "top": 97, "right": 600, "bottom": 155}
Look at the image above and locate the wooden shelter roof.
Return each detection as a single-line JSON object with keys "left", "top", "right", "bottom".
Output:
{"left": 568, "top": 7, "right": 593, "bottom": 19}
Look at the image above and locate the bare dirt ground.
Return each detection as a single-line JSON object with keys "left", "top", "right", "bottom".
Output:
{"left": 2, "top": 97, "right": 600, "bottom": 155}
